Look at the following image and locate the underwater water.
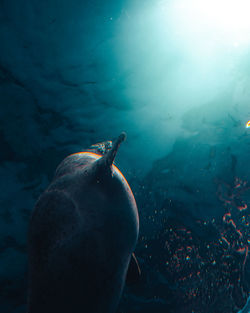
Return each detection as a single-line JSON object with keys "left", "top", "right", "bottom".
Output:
{"left": 0, "top": 0, "right": 249, "bottom": 312}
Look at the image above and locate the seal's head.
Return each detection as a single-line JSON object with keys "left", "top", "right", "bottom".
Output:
{"left": 54, "top": 132, "right": 127, "bottom": 179}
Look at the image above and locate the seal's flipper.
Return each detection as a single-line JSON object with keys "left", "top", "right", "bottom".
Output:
{"left": 126, "top": 253, "right": 141, "bottom": 285}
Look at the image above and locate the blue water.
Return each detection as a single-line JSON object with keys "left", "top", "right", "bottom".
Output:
{"left": 0, "top": 0, "right": 249, "bottom": 312}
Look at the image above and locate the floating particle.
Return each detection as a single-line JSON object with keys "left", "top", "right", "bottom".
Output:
{"left": 237, "top": 204, "right": 247, "bottom": 211}
{"left": 236, "top": 247, "right": 246, "bottom": 254}
{"left": 236, "top": 229, "right": 243, "bottom": 238}
{"left": 228, "top": 219, "right": 236, "bottom": 229}
{"left": 223, "top": 212, "right": 231, "bottom": 223}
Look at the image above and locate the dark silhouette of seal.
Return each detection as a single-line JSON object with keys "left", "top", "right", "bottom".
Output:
{"left": 27, "top": 133, "right": 139, "bottom": 313}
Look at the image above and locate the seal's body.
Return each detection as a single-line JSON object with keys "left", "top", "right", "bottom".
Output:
{"left": 28, "top": 133, "right": 139, "bottom": 313}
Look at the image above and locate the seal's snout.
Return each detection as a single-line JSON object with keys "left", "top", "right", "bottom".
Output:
{"left": 104, "top": 132, "right": 127, "bottom": 168}
{"left": 118, "top": 132, "right": 127, "bottom": 143}
{"left": 94, "top": 132, "right": 127, "bottom": 177}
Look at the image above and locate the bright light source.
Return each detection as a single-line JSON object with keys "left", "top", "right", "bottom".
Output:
{"left": 246, "top": 120, "right": 250, "bottom": 128}
{"left": 164, "top": 0, "right": 250, "bottom": 48}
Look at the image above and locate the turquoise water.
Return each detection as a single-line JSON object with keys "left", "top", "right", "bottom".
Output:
{"left": 0, "top": 0, "right": 249, "bottom": 312}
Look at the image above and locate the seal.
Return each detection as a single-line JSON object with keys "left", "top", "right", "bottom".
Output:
{"left": 27, "top": 133, "right": 139, "bottom": 313}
